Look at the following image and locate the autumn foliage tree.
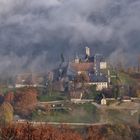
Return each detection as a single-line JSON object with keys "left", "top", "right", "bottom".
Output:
{"left": 0, "top": 102, "right": 13, "bottom": 125}
{"left": 85, "top": 124, "right": 139, "bottom": 140}
{"left": 0, "top": 123, "right": 83, "bottom": 140}
{"left": 0, "top": 123, "right": 139, "bottom": 140}
{"left": 14, "top": 88, "right": 38, "bottom": 117}
{"left": 4, "top": 92, "right": 14, "bottom": 104}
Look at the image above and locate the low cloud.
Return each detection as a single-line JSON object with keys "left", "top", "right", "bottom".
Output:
{"left": 0, "top": 0, "right": 139, "bottom": 77}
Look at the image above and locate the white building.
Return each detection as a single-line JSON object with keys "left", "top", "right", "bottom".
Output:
{"left": 100, "top": 62, "right": 107, "bottom": 69}
{"left": 87, "top": 82, "right": 108, "bottom": 91}
{"left": 101, "top": 98, "right": 107, "bottom": 105}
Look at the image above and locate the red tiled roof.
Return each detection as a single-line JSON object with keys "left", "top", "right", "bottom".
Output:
{"left": 69, "top": 62, "right": 94, "bottom": 72}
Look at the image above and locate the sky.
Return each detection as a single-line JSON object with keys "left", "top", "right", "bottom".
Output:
{"left": 0, "top": 0, "right": 140, "bottom": 78}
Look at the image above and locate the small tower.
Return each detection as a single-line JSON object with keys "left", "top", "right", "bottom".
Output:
{"left": 85, "top": 46, "right": 90, "bottom": 57}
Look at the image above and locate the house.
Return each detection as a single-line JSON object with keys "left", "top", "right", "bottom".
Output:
{"left": 88, "top": 74, "right": 108, "bottom": 91}
{"left": 67, "top": 62, "right": 94, "bottom": 75}
{"left": 15, "top": 73, "right": 45, "bottom": 88}
{"left": 67, "top": 62, "right": 108, "bottom": 91}
{"left": 101, "top": 98, "right": 107, "bottom": 105}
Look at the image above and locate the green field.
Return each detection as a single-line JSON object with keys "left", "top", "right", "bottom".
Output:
{"left": 118, "top": 72, "right": 137, "bottom": 85}
{"left": 38, "top": 94, "right": 67, "bottom": 101}
{"left": 31, "top": 103, "right": 100, "bottom": 123}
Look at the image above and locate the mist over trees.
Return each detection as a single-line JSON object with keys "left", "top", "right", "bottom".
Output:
{"left": 0, "top": 0, "right": 139, "bottom": 77}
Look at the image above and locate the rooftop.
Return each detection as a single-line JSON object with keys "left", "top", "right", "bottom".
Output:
{"left": 68, "top": 62, "right": 94, "bottom": 73}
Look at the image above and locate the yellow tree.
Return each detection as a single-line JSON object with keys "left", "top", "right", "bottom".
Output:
{"left": 0, "top": 102, "right": 13, "bottom": 125}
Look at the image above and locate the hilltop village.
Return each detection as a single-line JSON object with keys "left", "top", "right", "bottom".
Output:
{"left": 14, "top": 47, "right": 140, "bottom": 102}
{"left": 14, "top": 47, "right": 111, "bottom": 101}
{"left": 16, "top": 48, "right": 109, "bottom": 89}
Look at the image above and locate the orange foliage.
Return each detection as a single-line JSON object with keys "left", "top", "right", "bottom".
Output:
{"left": 14, "top": 88, "right": 38, "bottom": 117}
{"left": 0, "top": 123, "right": 83, "bottom": 140}
{"left": 0, "top": 123, "right": 140, "bottom": 140}
{"left": 4, "top": 92, "right": 14, "bottom": 104}
{"left": 86, "top": 125, "right": 107, "bottom": 140}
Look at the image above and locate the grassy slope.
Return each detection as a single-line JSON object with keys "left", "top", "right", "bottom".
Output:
{"left": 110, "top": 70, "right": 138, "bottom": 86}
{"left": 118, "top": 72, "right": 137, "bottom": 85}
{"left": 31, "top": 103, "right": 100, "bottom": 123}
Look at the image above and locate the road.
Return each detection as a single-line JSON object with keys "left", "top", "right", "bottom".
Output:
{"left": 38, "top": 99, "right": 93, "bottom": 105}
{"left": 15, "top": 120, "right": 108, "bottom": 126}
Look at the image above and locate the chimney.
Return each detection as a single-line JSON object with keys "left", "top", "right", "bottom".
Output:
{"left": 85, "top": 46, "right": 90, "bottom": 57}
